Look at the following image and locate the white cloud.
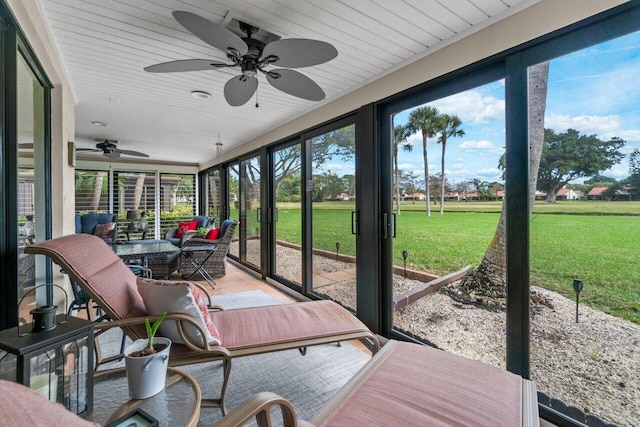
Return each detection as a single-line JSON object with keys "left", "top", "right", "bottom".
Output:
{"left": 459, "top": 140, "right": 494, "bottom": 150}
{"left": 545, "top": 113, "right": 640, "bottom": 143}
{"left": 432, "top": 91, "right": 505, "bottom": 124}
{"left": 545, "top": 113, "right": 620, "bottom": 135}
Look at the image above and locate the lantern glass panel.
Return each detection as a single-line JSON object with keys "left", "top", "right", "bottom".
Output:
{"left": 0, "top": 351, "right": 18, "bottom": 382}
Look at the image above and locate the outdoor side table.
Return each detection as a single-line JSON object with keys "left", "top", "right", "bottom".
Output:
{"left": 180, "top": 245, "right": 218, "bottom": 288}
{"left": 88, "top": 367, "right": 200, "bottom": 427}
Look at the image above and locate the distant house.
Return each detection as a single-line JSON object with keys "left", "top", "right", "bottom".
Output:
{"left": 556, "top": 188, "right": 581, "bottom": 200}
{"left": 587, "top": 186, "right": 607, "bottom": 200}
{"left": 495, "top": 190, "right": 505, "bottom": 200}
{"left": 534, "top": 190, "right": 547, "bottom": 200}
{"left": 465, "top": 192, "right": 479, "bottom": 200}
{"left": 404, "top": 192, "right": 426, "bottom": 201}
{"left": 445, "top": 192, "right": 461, "bottom": 201}
{"left": 335, "top": 193, "right": 353, "bottom": 201}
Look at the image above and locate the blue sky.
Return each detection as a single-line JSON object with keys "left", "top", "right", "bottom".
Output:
{"left": 388, "top": 30, "right": 640, "bottom": 187}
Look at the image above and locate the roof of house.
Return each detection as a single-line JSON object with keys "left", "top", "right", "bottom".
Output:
{"left": 588, "top": 187, "right": 608, "bottom": 195}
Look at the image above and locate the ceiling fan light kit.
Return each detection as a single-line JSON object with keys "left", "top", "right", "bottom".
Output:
{"left": 145, "top": 11, "right": 337, "bottom": 107}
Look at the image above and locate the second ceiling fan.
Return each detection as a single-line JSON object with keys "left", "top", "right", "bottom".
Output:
{"left": 144, "top": 11, "right": 338, "bottom": 106}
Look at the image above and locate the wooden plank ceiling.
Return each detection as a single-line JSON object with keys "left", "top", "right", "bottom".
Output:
{"left": 36, "top": 0, "right": 536, "bottom": 165}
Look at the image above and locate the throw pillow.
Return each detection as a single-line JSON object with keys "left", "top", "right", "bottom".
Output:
{"left": 136, "top": 278, "right": 221, "bottom": 346}
{"left": 175, "top": 220, "right": 198, "bottom": 238}
{"left": 93, "top": 222, "right": 116, "bottom": 239}
{"left": 205, "top": 228, "right": 220, "bottom": 240}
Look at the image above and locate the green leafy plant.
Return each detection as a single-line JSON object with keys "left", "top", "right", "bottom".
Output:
{"left": 196, "top": 227, "right": 208, "bottom": 235}
{"left": 145, "top": 312, "right": 166, "bottom": 350}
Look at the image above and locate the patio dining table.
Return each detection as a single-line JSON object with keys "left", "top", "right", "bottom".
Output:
{"left": 112, "top": 241, "right": 180, "bottom": 278}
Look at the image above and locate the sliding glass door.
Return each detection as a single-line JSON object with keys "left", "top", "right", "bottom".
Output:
{"left": 271, "top": 142, "right": 303, "bottom": 286}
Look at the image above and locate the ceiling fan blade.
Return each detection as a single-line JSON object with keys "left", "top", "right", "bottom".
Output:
{"left": 117, "top": 149, "right": 150, "bottom": 158}
{"left": 76, "top": 148, "right": 101, "bottom": 152}
{"left": 262, "top": 39, "right": 338, "bottom": 68}
{"left": 173, "top": 11, "right": 248, "bottom": 56}
{"left": 224, "top": 75, "right": 258, "bottom": 106}
{"left": 144, "top": 59, "right": 229, "bottom": 73}
{"left": 267, "top": 69, "right": 325, "bottom": 101}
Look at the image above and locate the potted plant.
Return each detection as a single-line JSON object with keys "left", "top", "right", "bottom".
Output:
{"left": 124, "top": 312, "right": 171, "bottom": 399}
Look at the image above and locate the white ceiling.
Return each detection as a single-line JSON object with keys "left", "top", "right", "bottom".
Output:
{"left": 36, "top": 0, "right": 537, "bottom": 165}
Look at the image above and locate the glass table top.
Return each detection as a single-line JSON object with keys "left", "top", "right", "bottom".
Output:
{"left": 112, "top": 242, "right": 179, "bottom": 258}
{"left": 88, "top": 367, "right": 200, "bottom": 427}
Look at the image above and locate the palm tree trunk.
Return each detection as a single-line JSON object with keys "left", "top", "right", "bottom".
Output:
{"left": 440, "top": 140, "right": 446, "bottom": 215}
{"left": 461, "top": 61, "right": 549, "bottom": 297}
{"left": 132, "top": 174, "right": 146, "bottom": 210}
{"left": 394, "top": 144, "right": 401, "bottom": 215}
{"left": 423, "top": 135, "right": 431, "bottom": 216}
{"left": 91, "top": 171, "right": 105, "bottom": 211}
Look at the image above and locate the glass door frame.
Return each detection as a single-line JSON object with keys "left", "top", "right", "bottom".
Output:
{"left": 0, "top": 4, "right": 53, "bottom": 329}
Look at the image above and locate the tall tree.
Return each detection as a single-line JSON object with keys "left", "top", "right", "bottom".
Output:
{"left": 461, "top": 61, "right": 550, "bottom": 298}
{"left": 434, "top": 114, "right": 465, "bottom": 214}
{"left": 408, "top": 106, "right": 440, "bottom": 216}
{"left": 628, "top": 149, "right": 640, "bottom": 199}
{"left": 393, "top": 124, "right": 413, "bottom": 214}
{"left": 537, "top": 129, "right": 625, "bottom": 203}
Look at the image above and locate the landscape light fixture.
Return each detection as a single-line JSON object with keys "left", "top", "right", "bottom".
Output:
{"left": 573, "top": 278, "right": 583, "bottom": 323}
{"left": 335, "top": 242, "right": 341, "bottom": 260}
{"left": 402, "top": 250, "right": 409, "bottom": 278}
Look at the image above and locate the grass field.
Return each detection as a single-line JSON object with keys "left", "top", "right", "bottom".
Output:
{"left": 268, "top": 200, "right": 640, "bottom": 324}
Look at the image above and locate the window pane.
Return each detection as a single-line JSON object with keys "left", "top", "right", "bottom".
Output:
{"left": 74, "top": 170, "right": 109, "bottom": 214}
{"left": 309, "top": 124, "right": 357, "bottom": 312}
{"left": 17, "top": 52, "right": 45, "bottom": 311}
{"left": 529, "top": 31, "right": 640, "bottom": 426}
{"left": 273, "top": 144, "right": 302, "bottom": 285}
{"left": 228, "top": 163, "right": 240, "bottom": 258}
{"left": 391, "top": 80, "right": 507, "bottom": 368}
{"left": 113, "top": 171, "right": 157, "bottom": 239}
{"left": 159, "top": 173, "right": 196, "bottom": 240}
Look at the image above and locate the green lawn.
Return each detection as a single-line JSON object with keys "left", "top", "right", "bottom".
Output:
{"left": 272, "top": 201, "right": 640, "bottom": 324}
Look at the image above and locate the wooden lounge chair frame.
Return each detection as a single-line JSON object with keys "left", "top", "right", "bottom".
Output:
{"left": 25, "top": 234, "right": 379, "bottom": 415}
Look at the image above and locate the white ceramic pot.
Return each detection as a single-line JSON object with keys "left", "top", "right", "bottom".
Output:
{"left": 124, "top": 337, "right": 171, "bottom": 399}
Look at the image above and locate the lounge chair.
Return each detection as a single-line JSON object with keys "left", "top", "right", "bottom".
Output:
{"left": 24, "top": 234, "right": 378, "bottom": 415}
{"left": 213, "top": 340, "right": 539, "bottom": 426}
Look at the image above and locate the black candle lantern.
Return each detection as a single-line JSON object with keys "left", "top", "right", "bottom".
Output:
{"left": 0, "top": 284, "right": 93, "bottom": 416}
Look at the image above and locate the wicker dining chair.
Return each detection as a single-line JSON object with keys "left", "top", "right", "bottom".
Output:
{"left": 179, "top": 219, "right": 237, "bottom": 280}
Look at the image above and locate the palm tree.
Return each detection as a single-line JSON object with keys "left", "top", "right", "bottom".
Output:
{"left": 407, "top": 106, "right": 440, "bottom": 216}
{"left": 393, "top": 124, "right": 413, "bottom": 214}
{"left": 461, "top": 61, "right": 550, "bottom": 297}
{"left": 434, "top": 114, "right": 465, "bottom": 215}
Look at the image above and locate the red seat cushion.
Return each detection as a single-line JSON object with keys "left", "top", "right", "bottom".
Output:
{"left": 176, "top": 220, "right": 198, "bottom": 238}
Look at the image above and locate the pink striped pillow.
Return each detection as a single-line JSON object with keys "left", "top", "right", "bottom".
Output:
{"left": 137, "top": 278, "right": 221, "bottom": 346}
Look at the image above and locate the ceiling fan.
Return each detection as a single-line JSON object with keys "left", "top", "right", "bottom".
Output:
{"left": 76, "top": 140, "right": 149, "bottom": 159}
{"left": 144, "top": 11, "right": 338, "bottom": 106}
